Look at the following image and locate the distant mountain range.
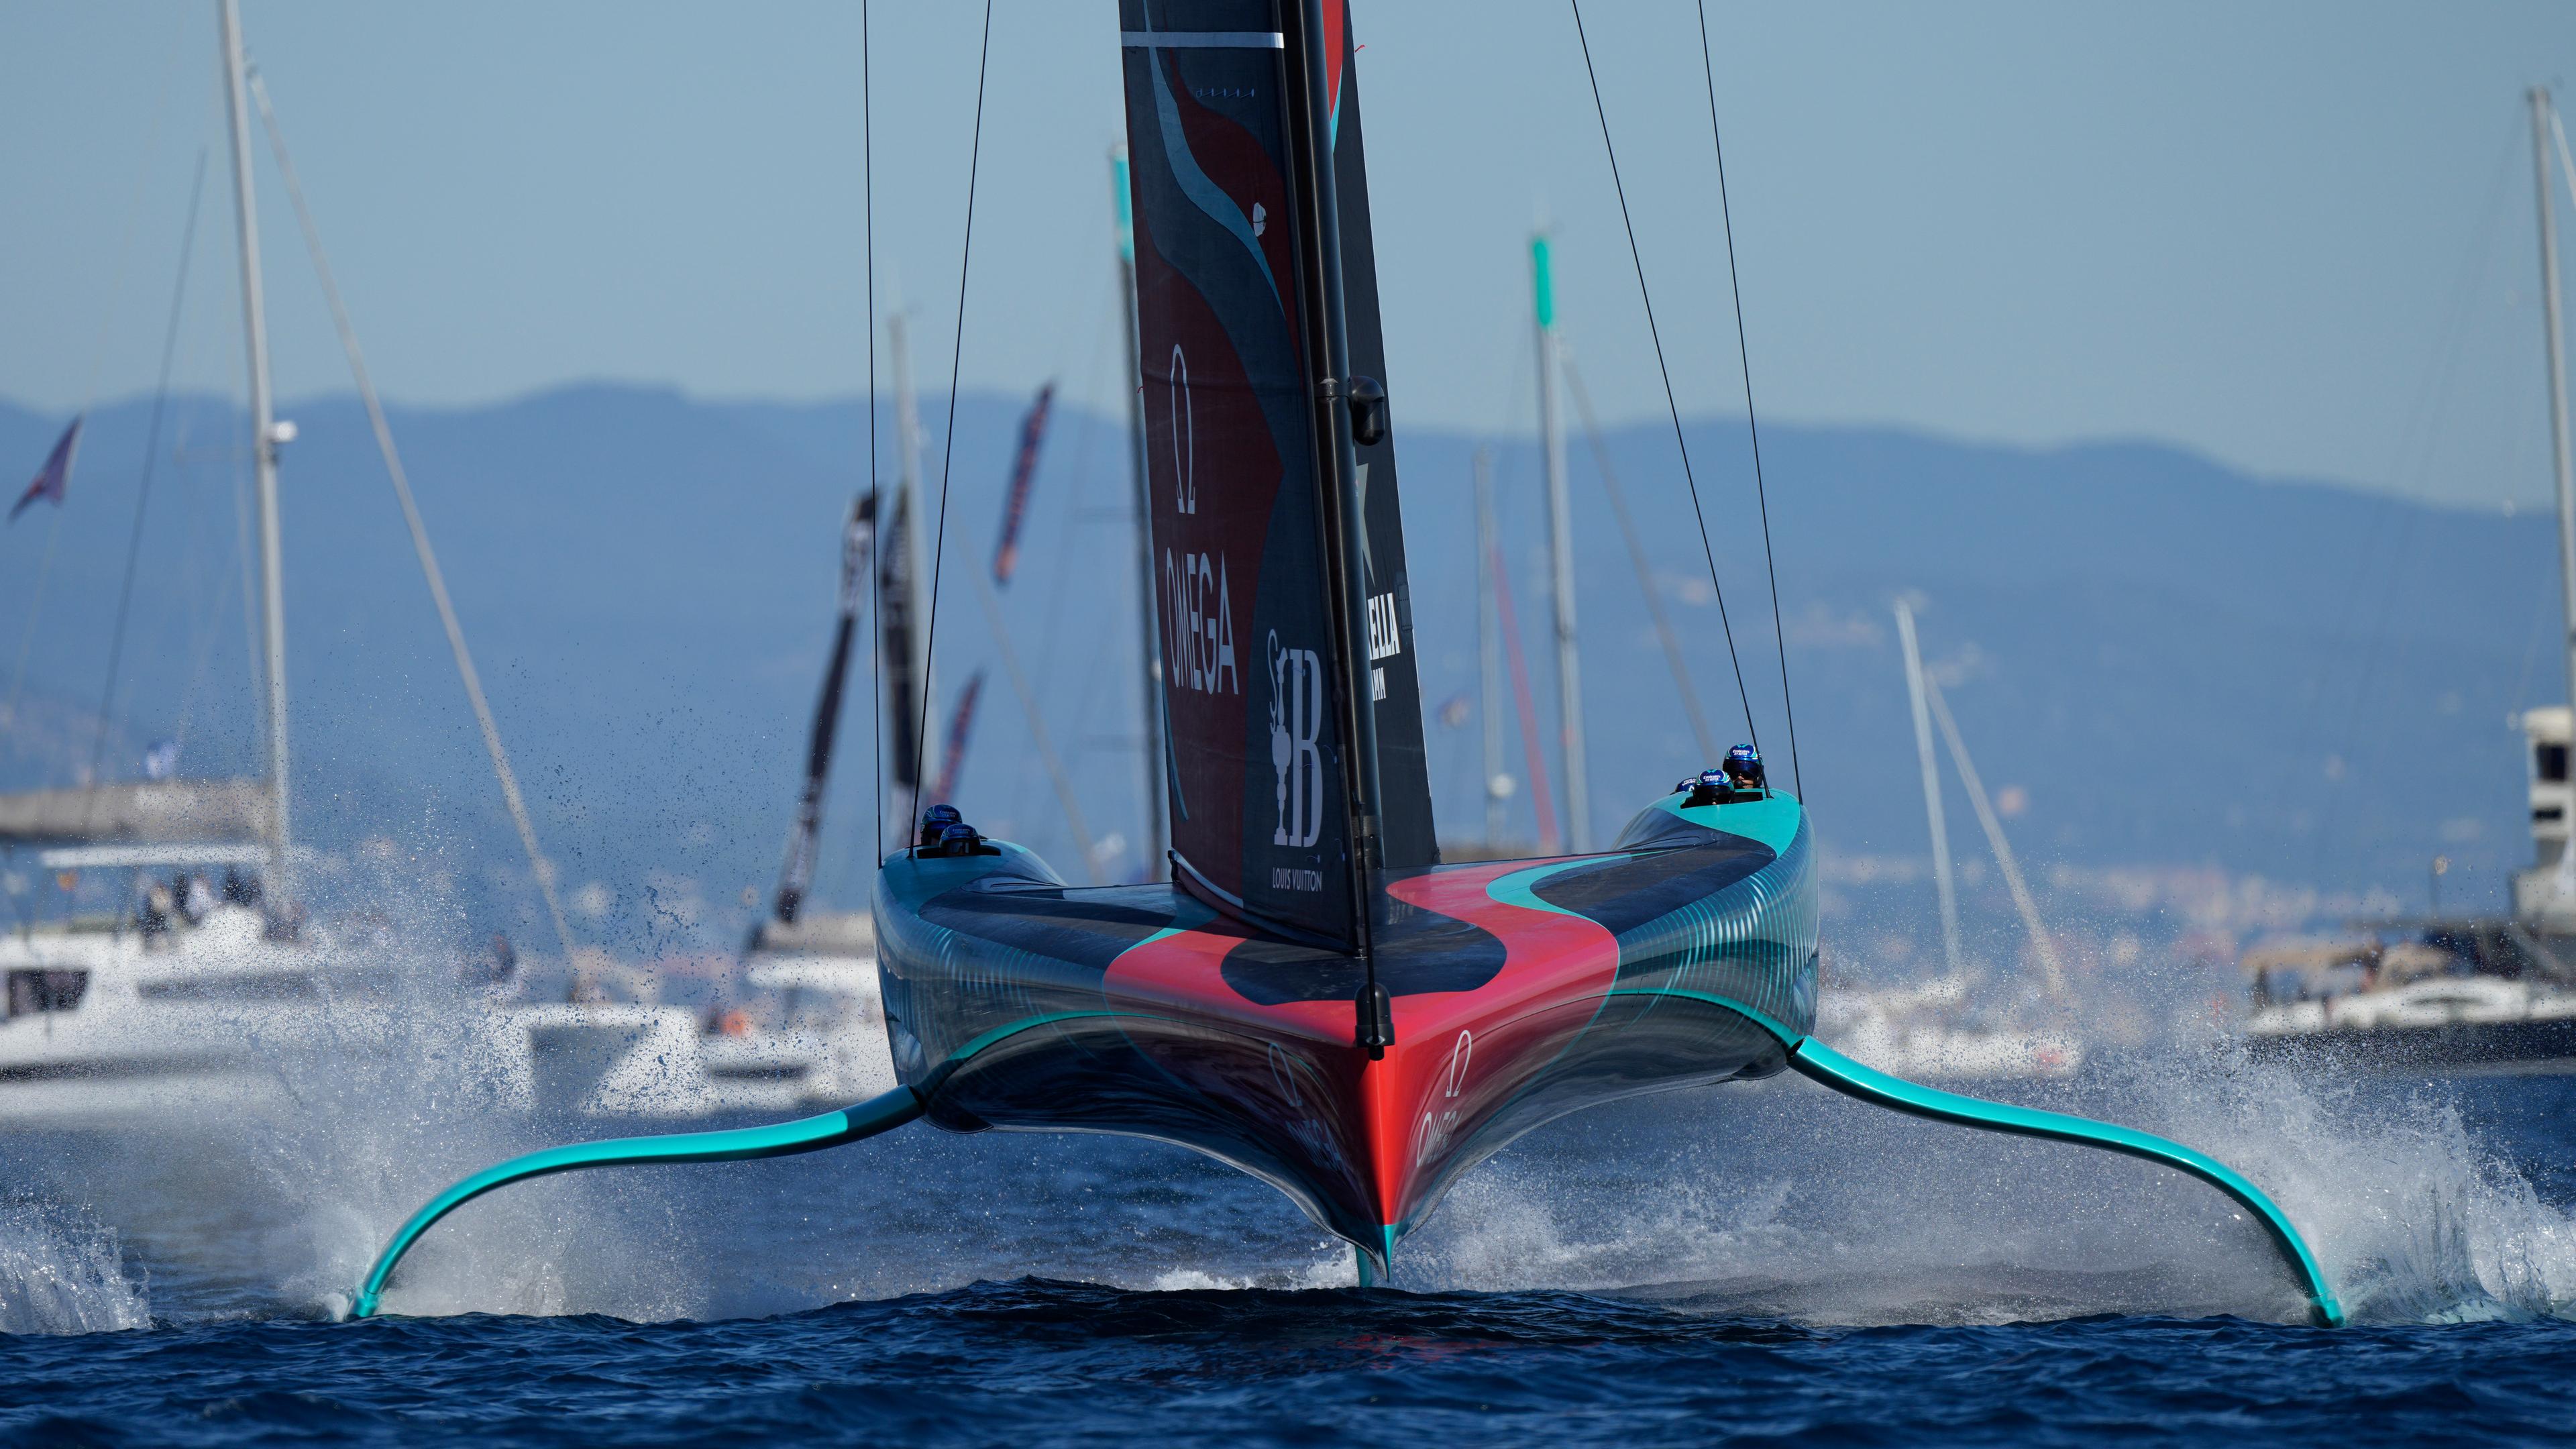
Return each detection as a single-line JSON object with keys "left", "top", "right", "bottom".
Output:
{"left": 0, "top": 386, "right": 2551, "bottom": 963}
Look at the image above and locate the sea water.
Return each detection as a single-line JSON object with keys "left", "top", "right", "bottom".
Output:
{"left": 1, "top": 997, "right": 2572, "bottom": 1443}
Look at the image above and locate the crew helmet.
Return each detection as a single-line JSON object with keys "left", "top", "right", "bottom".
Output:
{"left": 919, "top": 802, "right": 965, "bottom": 847}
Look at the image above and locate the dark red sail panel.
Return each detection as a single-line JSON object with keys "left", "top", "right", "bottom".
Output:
{"left": 991, "top": 382, "right": 1053, "bottom": 588}
{"left": 929, "top": 669, "right": 984, "bottom": 806}
{"left": 1119, "top": 0, "right": 1355, "bottom": 945}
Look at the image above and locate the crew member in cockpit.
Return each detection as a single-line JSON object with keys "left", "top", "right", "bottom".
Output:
{"left": 1721, "top": 743, "right": 1766, "bottom": 796}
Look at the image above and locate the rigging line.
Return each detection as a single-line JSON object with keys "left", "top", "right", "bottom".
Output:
{"left": 87, "top": 150, "right": 211, "bottom": 802}
{"left": 7, "top": 28, "right": 197, "bottom": 737}
{"left": 972, "top": 567, "right": 1104, "bottom": 882}
{"left": 3, "top": 511, "right": 66, "bottom": 728}
{"left": 168, "top": 474, "right": 246, "bottom": 760}
{"left": 1924, "top": 675, "right": 2068, "bottom": 1002}
{"left": 1492, "top": 534, "right": 1562, "bottom": 853}
{"left": 2514, "top": 572, "right": 2554, "bottom": 718}
{"left": 1029, "top": 271, "right": 1121, "bottom": 716}
{"left": 199, "top": 256, "right": 264, "bottom": 763}
{"left": 914, "top": 0, "right": 997, "bottom": 814}
{"left": 1566, "top": 0, "right": 1760, "bottom": 755}
{"left": 160, "top": 245, "right": 231, "bottom": 757}
{"left": 7, "top": 29, "right": 201, "bottom": 735}
{"left": 2293, "top": 113, "right": 2514, "bottom": 784}
{"left": 189, "top": 193, "right": 266, "bottom": 765}
{"left": 1693, "top": 0, "right": 1799, "bottom": 798}
{"left": 1560, "top": 350, "right": 1719, "bottom": 762}
{"left": 73, "top": 22, "right": 195, "bottom": 416}
{"left": 248, "top": 68, "right": 578, "bottom": 962}
{"left": 2391, "top": 114, "right": 2520, "bottom": 486}
{"left": 227, "top": 357, "right": 261, "bottom": 763}
{"left": 865, "top": 0, "right": 884, "bottom": 863}
{"left": 1010, "top": 285, "right": 1122, "bottom": 841}
{"left": 2309, "top": 517, "right": 2426, "bottom": 881}
{"left": 2300, "top": 114, "right": 2523, "bottom": 873}
{"left": 2552, "top": 106, "right": 2576, "bottom": 257}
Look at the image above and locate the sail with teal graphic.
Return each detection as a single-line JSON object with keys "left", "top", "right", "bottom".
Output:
{"left": 1118, "top": 0, "right": 1428, "bottom": 944}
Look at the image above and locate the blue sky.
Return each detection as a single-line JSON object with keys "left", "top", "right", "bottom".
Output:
{"left": 5, "top": 1, "right": 2576, "bottom": 505}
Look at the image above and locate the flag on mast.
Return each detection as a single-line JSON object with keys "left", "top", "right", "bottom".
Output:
{"left": 11, "top": 418, "right": 81, "bottom": 523}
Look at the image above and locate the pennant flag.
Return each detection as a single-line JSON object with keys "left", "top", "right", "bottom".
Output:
{"left": 928, "top": 669, "right": 985, "bottom": 806}
{"left": 990, "top": 382, "right": 1055, "bottom": 587}
{"left": 11, "top": 417, "right": 81, "bottom": 523}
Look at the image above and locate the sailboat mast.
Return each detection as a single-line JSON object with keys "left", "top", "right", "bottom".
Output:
{"left": 2532, "top": 89, "right": 2576, "bottom": 733}
{"left": 1894, "top": 599, "right": 1962, "bottom": 979}
{"left": 885, "top": 309, "right": 935, "bottom": 843}
{"left": 1532, "top": 231, "right": 1587, "bottom": 851}
{"left": 1474, "top": 445, "right": 1506, "bottom": 847}
{"left": 1281, "top": 0, "right": 1386, "bottom": 1010}
{"left": 1111, "top": 144, "right": 1167, "bottom": 880}
{"left": 219, "top": 0, "right": 291, "bottom": 902}
{"left": 771, "top": 496, "right": 868, "bottom": 924}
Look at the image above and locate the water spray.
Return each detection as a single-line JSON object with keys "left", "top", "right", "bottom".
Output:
{"left": 352, "top": 1003, "right": 2343, "bottom": 1328}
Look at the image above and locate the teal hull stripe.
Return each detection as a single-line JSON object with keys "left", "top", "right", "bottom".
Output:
{"left": 349, "top": 1085, "right": 926, "bottom": 1319}
{"left": 1601, "top": 985, "right": 2343, "bottom": 1328}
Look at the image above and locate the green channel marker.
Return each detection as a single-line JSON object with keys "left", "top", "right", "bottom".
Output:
{"left": 1784, "top": 1037, "right": 2345, "bottom": 1328}
{"left": 350, "top": 1085, "right": 926, "bottom": 1319}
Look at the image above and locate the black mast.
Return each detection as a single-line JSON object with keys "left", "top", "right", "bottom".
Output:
{"left": 1279, "top": 0, "right": 1389, "bottom": 1050}
{"left": 770, "top": 494, "right": 871, "bottom": 926}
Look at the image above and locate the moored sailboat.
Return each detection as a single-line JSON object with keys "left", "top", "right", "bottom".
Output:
{"left": 2241, "top": 90, "right": 2576, "bottom": 1072}
{"left": 0, "top": 0, "right": 706, "bottom": 1123}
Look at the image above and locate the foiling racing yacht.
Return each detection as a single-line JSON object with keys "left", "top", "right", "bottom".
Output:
{"left": 352, "top": 1, "right": 2342, "bottom": 1330}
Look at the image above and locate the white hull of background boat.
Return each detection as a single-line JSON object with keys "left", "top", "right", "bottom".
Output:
{"left": 0, "top": 908, "right": 738, "bottom": 1122}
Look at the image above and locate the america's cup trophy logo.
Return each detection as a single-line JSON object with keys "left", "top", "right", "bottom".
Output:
{"left": 1269, "top": 632, "right": 1293, "bottom": 845}
{"left": 1269, "top": 631, "right": 1323, "bottom": 849}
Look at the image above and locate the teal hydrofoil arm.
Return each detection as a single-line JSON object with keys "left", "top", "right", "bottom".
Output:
{"left": 350, "top": 1084, "right": 926, "bottom": 1318}
{"left": 1784, "top": 1036, "right": 2344, "bottom": 1328}
{"left": 347, "top": 1020, "right": 2341, "bottom": 1326}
